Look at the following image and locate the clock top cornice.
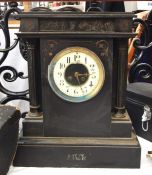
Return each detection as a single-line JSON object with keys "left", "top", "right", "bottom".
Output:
{"left": 16, "top": 11, "right": 135, "bottom": 19}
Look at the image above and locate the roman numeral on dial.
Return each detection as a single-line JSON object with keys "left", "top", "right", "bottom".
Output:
{"left": 67, "top": 57, "right": 71, "bottom": 63}
{"left": 60, "top": 63, "right": 65, "bottom": 69}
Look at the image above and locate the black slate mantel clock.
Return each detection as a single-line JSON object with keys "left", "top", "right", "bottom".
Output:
{"left": 13, "top": 11, "right": 141, "bottom": 168}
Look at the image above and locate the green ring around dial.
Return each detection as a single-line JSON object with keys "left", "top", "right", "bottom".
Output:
{"left": 48, "top": 46, "right": 105, "bottom": 103}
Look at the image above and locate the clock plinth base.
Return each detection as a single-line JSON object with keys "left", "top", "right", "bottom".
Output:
{"left": 22, "top": 113, "right": 132, "bottom": 138}
{"left": 13, "top": 131, "right": 140, "bottom": 168}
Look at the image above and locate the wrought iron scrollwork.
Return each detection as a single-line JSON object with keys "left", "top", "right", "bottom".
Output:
{"left": 0, "top": 2, "right": 29, "bottom": 115}
{"left": 133, "top": 38, "right": 152, "bottom": 50}
{"left": 129, "top": 63, "right": 152, "bottom": 83}
{"left": 0, "top": 38, "right": 19, "bottom": 52}
{"left": 86, "top": 1, "right": 103, "bottom": 12}
{"left": 128, "top": 10, "right": 152, "bottom": 83}
{"left": 0, "top": 2, "right": 21, "bottom": 64}
{"left": 130, "top": 18, "right": 149, "bottom": 66}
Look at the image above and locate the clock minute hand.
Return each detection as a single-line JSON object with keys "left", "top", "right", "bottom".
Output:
{"left": 74, "top": 72, "right": 84, "bottom": 94}
{"left": 74, "top": 72, "right": 81, "bottom": 86}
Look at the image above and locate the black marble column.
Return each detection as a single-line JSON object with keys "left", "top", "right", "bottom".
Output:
{"left": 26, "top": 39, "right": 41, "bottom": 117}
{"left": 115, "top": 39, "right": 128, "bottom": 116}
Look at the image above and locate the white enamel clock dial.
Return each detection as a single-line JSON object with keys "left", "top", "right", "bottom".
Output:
{"left": 48, "top": 47, "right": 105, "bottom": 103}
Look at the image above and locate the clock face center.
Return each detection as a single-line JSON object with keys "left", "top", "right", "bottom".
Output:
{"left": 64, "top": 63, "right": 89, "bottom": 86}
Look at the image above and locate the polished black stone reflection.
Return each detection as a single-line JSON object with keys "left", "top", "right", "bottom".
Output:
{"left": 64, "top": 63, "right": 89, "bottom": 86}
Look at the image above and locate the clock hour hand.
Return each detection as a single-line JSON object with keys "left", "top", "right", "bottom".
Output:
{"left": 76, "top": 72, "right": 95, "bottom": 77}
